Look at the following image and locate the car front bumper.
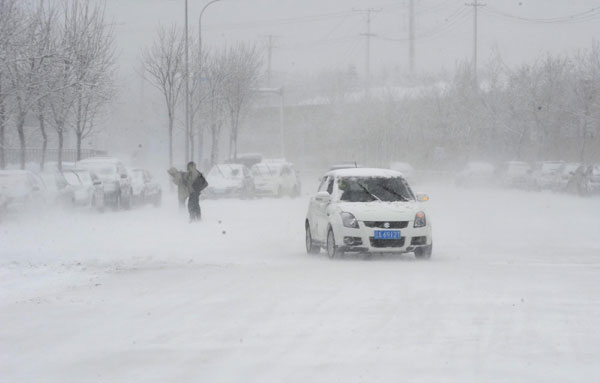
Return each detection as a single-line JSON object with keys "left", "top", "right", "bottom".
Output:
{"left": 335, "top": 222, "right": 432, "bottom": 253}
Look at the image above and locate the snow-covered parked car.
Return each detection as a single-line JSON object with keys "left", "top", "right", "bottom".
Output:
{"left": 589, "top": 165, "right": 600, "bottom": 195}
{"left": 40, "top": 171, "right": 74, "bottom": 207}
{"left": 498, "top": 161, "right": 535, "bottom": 190}
{"left": 0, "top": 170, "right": 46, "bottom": 211}
{"left": 389, "top": 162, "right": 415, "bottom": 181}
{"left": 558, "top": 162, "right": 581, "bottom": 191}
{"left": 204, "top": 164, "right": 254, "bottom": 199}
{"left": 77, "top": 157, "right": 132, "bottom": 210}
{"left": 455, "top": 161, "right": 495, "bottom": 188}
{"left": 251, "top": 161, "right": 301, "bottom": 197}
{"left": 63, "top": 169, "right": 104, "bottom": 211}
{"left": 305, "top": 168, "right": 432, "bottom": 259}
{"left": 129, "top": 168, "right": 162, "bottom": 207}
{"left": 533, "top": 161, "right": 565, "bottom": 191}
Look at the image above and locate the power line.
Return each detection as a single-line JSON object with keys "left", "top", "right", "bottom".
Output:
{"left": 483, "top": 5, "right": 600, "bottom": 25}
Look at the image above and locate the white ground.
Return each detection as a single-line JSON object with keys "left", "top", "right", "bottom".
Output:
{"left": 2, "top": 184, "right": 600, "bottom": 382}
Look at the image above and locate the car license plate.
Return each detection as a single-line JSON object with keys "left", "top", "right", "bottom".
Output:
{"left": 374, "top": 230, "right": 401, "bottom": 240}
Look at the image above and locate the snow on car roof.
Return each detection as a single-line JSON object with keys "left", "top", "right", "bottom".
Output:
{"left": 326, "top": 168, "right": 406, "bottom": 178}
{"left": 78, "top": 157, "right": 120, "bottom": 164}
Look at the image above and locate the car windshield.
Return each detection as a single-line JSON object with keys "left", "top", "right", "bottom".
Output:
{"left": 63, "top": 172, "right": 81, "bottom": 186}
{"left": 251, "top": 164, "right": 279, "bottom": 177}
{"left": 74, "top": 171, "right": 92, "bottom": 186}
{"left": 80, "top": 163, "right": 116, "bottom": 176}
{"left": 209, "top": 165, "right": 243, "bottom": 179}
{"left": 541, "top": 162, "right": 563, "bottom": 173}
{"left": 338, "top": 176, "right": 413, "bottom": 202}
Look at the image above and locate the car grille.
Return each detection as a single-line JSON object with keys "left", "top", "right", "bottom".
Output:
{"left": 363, "top": 221, "right": 408, "bottom": 229}
{"left": 369, "top": 237, "right": 406, "bottom": 248}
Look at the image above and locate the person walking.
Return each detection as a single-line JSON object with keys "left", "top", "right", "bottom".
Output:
{"left": 167, "top": 167, "right": 188, "bottom": 209}
{"left": 185, "top": 161, "right": 208, "bottom": 221}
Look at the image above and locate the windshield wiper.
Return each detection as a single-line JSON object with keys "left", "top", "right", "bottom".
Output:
{"left": 378, "top": 184, "right": 410, "bottom": 201}
{"left": 356, "top": 181, "right": 381, "bottom": 202}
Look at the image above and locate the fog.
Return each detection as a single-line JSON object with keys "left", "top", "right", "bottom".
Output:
{"left": 2, "top": 0, "right": 600, "bottom": 381}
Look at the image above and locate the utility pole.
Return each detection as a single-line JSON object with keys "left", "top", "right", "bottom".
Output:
{"left": 466, "top": 0, "right": 485, "bottom": 83}
{"left": 409, "top": 0, "right": 415, "bottom": 76}
{"left": 184, "top": 0, "right": 190, "bottom": 163}
{"left": 356, "top": 8, "right": 380, "bottom": 99}
{"left": 265, "top": 35, "right": 280, "bottom": 87}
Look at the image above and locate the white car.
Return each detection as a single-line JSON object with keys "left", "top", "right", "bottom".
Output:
{"left": 204, "top": 164, "right": 254, "bottom": 199}
{"left": 63, "top": 169, "right": 105, "bottom": 211}
{"left": 0, "top": 170, "right": 46, "bottom": 211}
{"left": 77, "top": 157, "right": 132, "bottom": 210}
{"left": 251, "top": 161, "right": 301, "bottom": 197}
{"left": 305, "top": 168, "right": 432, "bottom": 259}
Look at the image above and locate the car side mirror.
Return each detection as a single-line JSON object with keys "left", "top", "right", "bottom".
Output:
{"left": 315, "top": 191, "right": 331, "bottom": 203}
{"left": 416, "top": 193, "right": 429, "bottom": 202}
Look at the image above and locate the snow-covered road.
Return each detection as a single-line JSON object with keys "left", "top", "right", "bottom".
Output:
{"left": 2, "top": 185, "right": 600, "bottom": 382}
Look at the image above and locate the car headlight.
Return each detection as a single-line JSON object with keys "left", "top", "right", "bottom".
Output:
{"left": 414, "top": 211, "right": 426, "bottom": 228}
{"left": 341, "top": 212, "right": 359, "bottom": 229}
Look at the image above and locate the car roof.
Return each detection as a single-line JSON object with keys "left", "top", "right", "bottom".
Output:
{"left": 325, "top": 168, "right": 406, "bottom": 178}
{"left": 78, "top": 157, "right": 120, "bottom": 164}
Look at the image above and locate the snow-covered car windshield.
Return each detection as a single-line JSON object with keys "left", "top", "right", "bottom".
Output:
{"left": 338, "top": 176, "right": 413, "bottom": 202}
{"left": 251, "top": 164, "right": 279, "bottom": 177}
{"left": 63, "top": 172, "right": 81, "bottom": 186}
{"left": 80, "top": 163, "right": 116, "bottom": 176}
{"left": 73, "top": 171, "right": 92, "bottom": 186}
{"left": 209, "top": 165, "right": 243, "bottom": 179}
{"left": 541, "top": 162, "right": 564, "bottom": 174}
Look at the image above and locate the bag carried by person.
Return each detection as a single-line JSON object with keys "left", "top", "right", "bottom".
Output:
{"left": 193, "top": 173, "right": 209, "bottom": 192}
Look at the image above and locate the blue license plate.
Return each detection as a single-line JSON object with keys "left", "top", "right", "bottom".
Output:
{"left": 374, "top": 230, "right": 402, "bottom": 240}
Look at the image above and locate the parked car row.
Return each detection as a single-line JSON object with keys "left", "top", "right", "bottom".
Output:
{"left": 203, "top": 158, "right": 302, "bottom": 199}
{"left": 455, "top": 160, "right": 600, "bottom": 195}
{"left": 0, "top": 157, "right": 162, "bottom": 216}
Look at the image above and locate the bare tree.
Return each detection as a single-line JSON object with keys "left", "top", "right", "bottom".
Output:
{"left": 220, "top": 43, "right": 262, "bottom": 161}
{"left": 66, "top": 0, "right": 116, "bottom": 161}
{"left": 5, "top": 1, "right": 57, "bottom": 169}
{"left": 201, "top": 49, "right": 228, "bottom": 167}
{"left": 0, "top": 0, "right": 22, "bottom": 169}
{"left": 142, "top": 25, "right": 185, "bottom": 166}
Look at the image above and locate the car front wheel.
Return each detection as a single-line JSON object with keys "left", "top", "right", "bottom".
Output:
{"left": 327, "top": 228, "right": 343, "bottom": 259}
{"left": 305, "top": 223, "right": 320, "bottom": 255}
{"left": 415, "top": 244, "right": 433, "bottom": 260}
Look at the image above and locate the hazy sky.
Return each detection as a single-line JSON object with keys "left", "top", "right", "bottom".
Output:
{"left": 106, "top": 0, "right": 600, "bottom": 79}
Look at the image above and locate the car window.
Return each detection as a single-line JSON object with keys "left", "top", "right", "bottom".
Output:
{"left": 327, "top": 178, "right": 334, "bottom": 194}
{"left": 318, "top": 176, "right": 329, "bottom": 193}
